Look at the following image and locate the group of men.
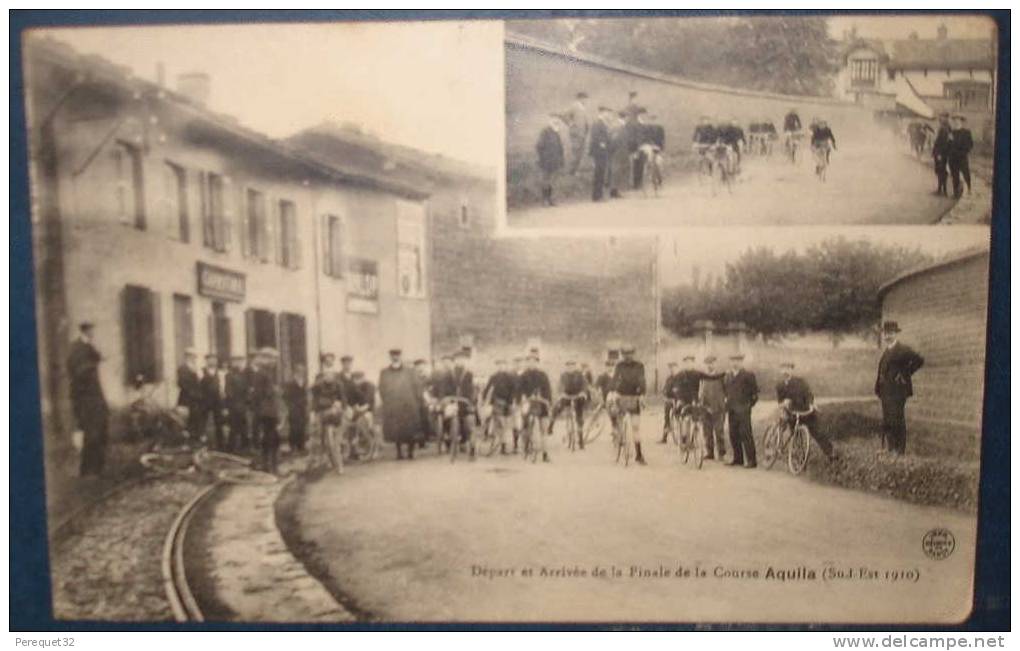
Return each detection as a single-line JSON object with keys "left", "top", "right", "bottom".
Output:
{"left": 534, "top": 90, "right": 666, "bottom": 206}
{"left": 931, "top": 112, "right": 974, "bottom": 199}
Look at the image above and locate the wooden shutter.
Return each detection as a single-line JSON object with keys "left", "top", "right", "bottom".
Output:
{"left": 239, "top": 186, "right": 250, "bottom": 259}
{"left": 270, "top": 199, "right": 282, "bottom": 265}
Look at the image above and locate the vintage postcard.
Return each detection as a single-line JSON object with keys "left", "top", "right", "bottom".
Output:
{"left": 16, "top": 13, "right": 998, "bottom": 627}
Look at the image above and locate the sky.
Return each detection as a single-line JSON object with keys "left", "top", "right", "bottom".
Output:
{"left": 35, "top": 20, "right": 504, "bottom": 168}
{"left": 827, "top": 14, "right": 996, "bottom": 41}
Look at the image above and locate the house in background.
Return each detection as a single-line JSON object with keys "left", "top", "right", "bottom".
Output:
{"left": 835, "top": 24, "right": 997, "bottom": 127}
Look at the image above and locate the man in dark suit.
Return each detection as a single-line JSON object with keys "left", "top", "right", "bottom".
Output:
{"left": 724, "top": 353, "right": 758, "bottom": 468}
{"left": 450, "top": 350, "right": 477, "bottom": 457}
{"left": 589, "top": 106, "right": 613, "bottom": 201}
{"left": 483, "top": 359, "right": 516, "bottom": 455}
{"left": 948, "top": 114, "right": 974, "bottom": 199}
{"left": 198, "top": 354, "right": 226, "bottom": 449}
{"left": 875, "top": 321, "right": 925, "bottom": 455}
{"left": 224, "top": 355, "right": 250, "bottom": 452}
{"left": 243, "top": 351, "right": 261, "bottom": 448}
{"left": 611, "top": 345, "right": 648, "bottom": 465}
{"left": 67, "top": 322, "right": 109, "bottom": 476}
{"left": 176, "top": 349, "right": 203, "bottom": 440}
{"left": 548, "top": 360, "right": 589, "bottom": 447}
{"left": 518, "top": 351, "right": 553, "bottom": 462}
{"left": 932, "top": 113, "right": 952, "bottom": 197}
{"left": 776, "top": 362, "right": 834, "bottom": 460}
{"left": 535, "top": 114, "right": 566, "bottom": 206}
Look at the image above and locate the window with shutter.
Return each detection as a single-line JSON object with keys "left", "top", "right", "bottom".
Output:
{"left": 322, "top": 214, "right": 345, "bottom": 278}
{"left": 163, "top": 162, "right": 189, "bottom": 242}
{"left": 278, "top": 200, "right": 299, "bottom": 269}
{"left": 267, "top": 198, "right": 279, "bottom": 265}
{"left": 114, "top": 141, "right": 146, "bottom": 229}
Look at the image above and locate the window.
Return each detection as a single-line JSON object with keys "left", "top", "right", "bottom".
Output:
{"left": 277, "top": 199, "right": 301, "bottom": 269}
{"left": 113, "top": 141, "right": 145, "bottom": 229}
{"left": 200, "top": 172, "right": 228, "bottom": 252}
{"left": 172, "top": 294, "right": 194, "bottom": 368}
{"left": 278, "top": 312, "right": 307, "bottom": 382}
{"left": 122, "top": 285, "right": 162, "bottom": 384}
{"left": 245, "top": 308, "right": 277, "bottom": 353}
{"left": 397, "top": 201, "right": 426, "bottom": 299}
{"left": 849, "top": 59, "right": 878, "bottom": 85}
{"left": 322, "top": 214, "right": 345, "bottom": 278}
{"left": 162, "top": 162, "right": 189, "bottom": 242}
{"left": 244, "top": 189, "right": 270, "bottom": 262}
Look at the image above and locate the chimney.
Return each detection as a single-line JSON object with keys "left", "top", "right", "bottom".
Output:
{"left": 176, "top": 71, "right": 210, "bottom": 106}
{"left": 937, "top": 23, "right": 948, "bottom": 40}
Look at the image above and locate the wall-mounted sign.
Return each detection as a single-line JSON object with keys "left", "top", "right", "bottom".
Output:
{"left": 347, "top": 257, "right": 379, "bottom": 314}
{"left": 197, "top": 262, "right": 245, "bottom": 302}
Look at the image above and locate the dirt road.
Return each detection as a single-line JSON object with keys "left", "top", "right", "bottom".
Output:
{"left": 508, "top": 145, "right": 955, "bottom": 229}
{"left": 288, "top": 406, "right": 975, "bottom": 624}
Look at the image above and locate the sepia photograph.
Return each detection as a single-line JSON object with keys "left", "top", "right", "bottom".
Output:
{"left": 504, "top": 15, "right": 997, "bottom": 230}
{"left": 10, "top": 11, "right": 1005, "bottom": 631}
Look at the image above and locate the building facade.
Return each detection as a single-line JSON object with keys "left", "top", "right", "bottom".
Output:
{"left": 25, "top": 38, "right": 433, "bottom": 465}
{"left": 878, "top": 247, "right": 990, "bottom": 433}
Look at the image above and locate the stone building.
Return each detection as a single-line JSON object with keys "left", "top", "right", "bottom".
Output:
{"left": 877, "top": 246, "right": 990, "bottom": 433}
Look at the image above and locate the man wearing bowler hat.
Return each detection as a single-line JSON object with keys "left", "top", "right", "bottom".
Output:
{"left": 67, "top": 321, "right": 109, "bottom": 476}
{"left": 379, "top": 348, "right": 426, "bottom": 460}
{"left": 724, "top": 353, "right": 758, "bottom": 468}
{"left": 875, "top": 321, "right": 925, "bottom": 455}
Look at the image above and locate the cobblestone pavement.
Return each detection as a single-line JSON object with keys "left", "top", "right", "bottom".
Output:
{"left": 50, "top": 477, "right": 203, "bottom": 621}
{"left": 194, "top": 476, "right": 353, "bottom": 623}
{"left": 507, "top": 144, "right": 956, "bottom": 229}
{"left": 287, "top": 404, "right": 976, "bottom": 624}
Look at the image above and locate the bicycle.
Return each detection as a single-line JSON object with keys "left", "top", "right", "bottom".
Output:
{"left": 193, "top": 448, "right": 278, "bottom": 484}
{"left": 520, "top": 395, "right": 551, "bottom": 463}
{"left": 784, "top": 131, "right": 803, "bottom": 164}
{"left": 812, "top": 142, "right": 833, "bottom": 182}
{"left": 478, "top": 399, "right": 511, "bottom": 457}
{"left": 341, "top": 407, "right": 380, "bottom": 463}
{"left": 637, "top": 143, "right": 664, "bottom": 197}
{"left": 438, "top": 396, "right": 476, "bottom": 463}
{"left": 761, "top": 406, "right": 816, "bottom": 475}
{"left": 583, "top": 400, "right": 612, "bottom": 444}
{"left": 554, "top": 394, "right": 587, "bottom": 452}
{"left": 712, "top": 143, "right": 737, "bottom": 195}
{"left": 315, "top": 405, "right": 346, "bottom": 475}
{"left": 675, "top": 403, "right": 711, "bottom": 469}
{"left": 611, "top": 395, "right": 642, "bottom": 467}
{"left": 694, "top": 144, "right": 714, "bottom": 185}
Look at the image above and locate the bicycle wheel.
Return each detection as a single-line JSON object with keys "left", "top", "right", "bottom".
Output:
{"left": 482, "top": 416, "right": 499, "bottom": 457}
{"left": 679, "top": 416, "right": 691, "bottom": 464}
{"left": 139, "top": 452, "right": 192, "bottom": 476}
{"left": 449, "top": 416, "right": 460, "bottom": 463}
{"left": 352, "top": 421, "right": 375, "bottom": 461}
{"left": 761, "top": 422, "right": 781, "bottom": 469}
{"left": 584, "top": 407, "right": 605, "bottom": 444}
{"left": 620, "top": 417, "right": 631, "bottom": 467}
{"left": 693, "top": 421, "right": 705, "bottom": 470}
{"left": 566, "top": 416, "right": 576, "bottom": 452}
{"left": 788, "top": 423, "right": 811, "bottom": 475}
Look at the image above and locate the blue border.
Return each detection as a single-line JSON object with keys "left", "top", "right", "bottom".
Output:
{"left": 9, "top": 9, "right": 1009, "bottom": 632}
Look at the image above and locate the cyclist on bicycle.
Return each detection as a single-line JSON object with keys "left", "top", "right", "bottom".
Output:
{"left": 548, "top": 360, "right": 590, "bottom": 449}
{"left": 760, "top": 117, "right": 778, "bottom": 155}
{"left": 608, "top": 345, "right": 647, "bottom": 465}
{"left": 783, "top": 108, "right": 802, "bottom": 138}
{"left": 483, "top": 358, "right": 516, "bottom": 455}
{"left": 446, "top": 350, "right": 478, "bottom": 458}
{"left": 692, "top": 115, "right": 718, "bottom": 173}
{"left": 518, "top": 351, "right": 552, "bottom": 463}
{"left": 312, "top": 353, "right": 346, "bottom": 473}
{"left": 809, "top": 119, "right": 837, "bottom": 177}
{"left": 658, "top": 361, "right": 679, "bottom": 442}
{"left": 346, "top": 370, "right": 378, "bottom": 458}
{"left": 719, "top": 118, "right": 746, "bottom": 171}
{"left": 659, "top": 355, "right": 707, "bottom": 445}
{"left": 775, "top": 362, "right": 835, "bottom": 461}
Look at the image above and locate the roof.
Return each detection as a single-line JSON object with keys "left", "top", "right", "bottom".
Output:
{"left": 505, "top": 33, "right": 850, "bottom": 107}
{"left": 889, "top": 37, "right": 995, "bottom": 71}
{"left": 23, "top": 36, "right": 433, "bottom": 200}
{"left": 842, "top": 38, "right": 890, "bottom": 63}
{"left": 878, "top": 246, "right": 990, "bottom": 301}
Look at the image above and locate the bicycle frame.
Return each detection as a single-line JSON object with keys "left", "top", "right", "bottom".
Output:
{"left": 521, "top": 396, "right": 551, "bottom": 462}
{"left": 438, "top": 396, "right": 476, "bottom": 462}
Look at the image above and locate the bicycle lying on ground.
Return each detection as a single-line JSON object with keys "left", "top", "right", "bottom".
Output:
{"left": 761, "top": 406, "right": 816, "bottom": 475}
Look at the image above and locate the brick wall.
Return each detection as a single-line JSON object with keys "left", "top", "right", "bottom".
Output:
{"left": 881, "top": 252, "right": 990, "bottom": 430}
{"left": 505, "top": 38, "right": 879, "bottom": 206}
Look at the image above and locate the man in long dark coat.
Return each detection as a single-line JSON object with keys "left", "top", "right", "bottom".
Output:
{"left": 589, "top": 107, "right": 613, "bottom": 201}
{"left": 875, "top": 321, "right": 925, "bottom": 455}
{"left": 724, "top": 354, "right": 758, "bottom": 468}
{"left": 67, "top": 322, "right": 109, "bottom": 476}
{"left": 932, "top": 113, "right": 952, "bottom": 197}
{"left": 948, "top": 114, "right": 974, "bottom": 199}
{"left": 177, "top": 349, "right": 202, "bottom": 439}
{"left": 535, "top": 114, "right": 566, "bottom": 206}
{"left": 379, "top": 348, "right": 426, "bottom": 460}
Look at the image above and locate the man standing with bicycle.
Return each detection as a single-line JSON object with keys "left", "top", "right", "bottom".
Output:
{"left": 658, "top": 361, "right": 679, "bottom": 443}
{"left": 312, "top": 353, "right": 345, "bottom": 473}
{"left": 810, "top": 119, "right": 837, "bottom": 179}
{"left": 450, "top": 350, "right": 478, "bottom": 458}
{"left": 483, "top": 359, "right": 516, "bottom": 455}
{"left": 724, "top": 353, "right": 758, "bottom": 469}
{"left": 518, "top": 351, "right": 553, "bottom": 463}
{"left": 548, "top": 360, "right": 589, "bottom": 450}
{"left": 776, "top": 362, "right": 834, "bottom": 461}
{"left": 610, "top": 345, "right": 647, "bottom": 465}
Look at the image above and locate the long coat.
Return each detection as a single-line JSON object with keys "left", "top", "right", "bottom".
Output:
{"left": 875, "top": 342, "right": 925, "bottom": 400}
{"left": 536, "top": 126, "right": 565, "bottom": 174}
{"left": 67, "top": 338, "right": 108, "bottom": 430}
{"left": 379, "top": 365, "right": 425, "bottom": 443}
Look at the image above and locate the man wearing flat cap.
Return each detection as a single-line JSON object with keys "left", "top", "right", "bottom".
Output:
{"left": 67, "top": 322, "right": 109, "bottom": 476}
{"left": 875, "top": 321, "right": 925, "bottom": 455}
{"left": 379, "top": 348, "right": 426, "bottom": 460}
{"left": 536, "top": 114, "right": 566, "bottom": 207}
{"left": 776, "top": 362, "right": 834, "bottom": 461}
{"left": 724, "top": 353, "right": 758, "bottom": 468}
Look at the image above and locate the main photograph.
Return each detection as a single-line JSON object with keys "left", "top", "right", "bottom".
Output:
{"left": 19, "top": 16, "right": 992, "bottom": 626}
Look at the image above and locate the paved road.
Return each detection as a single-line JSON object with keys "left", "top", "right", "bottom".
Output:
{"left": 290, "top": 405, "right": 975, "bottom": 624}
{"left": 508, "top": 144, "right": 956, "bottom": 229}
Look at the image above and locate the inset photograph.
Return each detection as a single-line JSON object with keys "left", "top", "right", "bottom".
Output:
{"left": 505, "top": 15, "right": 998, "bottom": 230}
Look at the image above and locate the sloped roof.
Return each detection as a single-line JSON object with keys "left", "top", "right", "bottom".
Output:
{"left": 890, "top": 37, "right": 995, "bottom": 70}
{"left": 878, "top": 245, "right": 991, "bottom": 301}
{"left": 842, "top": 38, "right": 890, "bottom": 63}
{"left": 23, "top": 35, "right": 433, "bottom": 200}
